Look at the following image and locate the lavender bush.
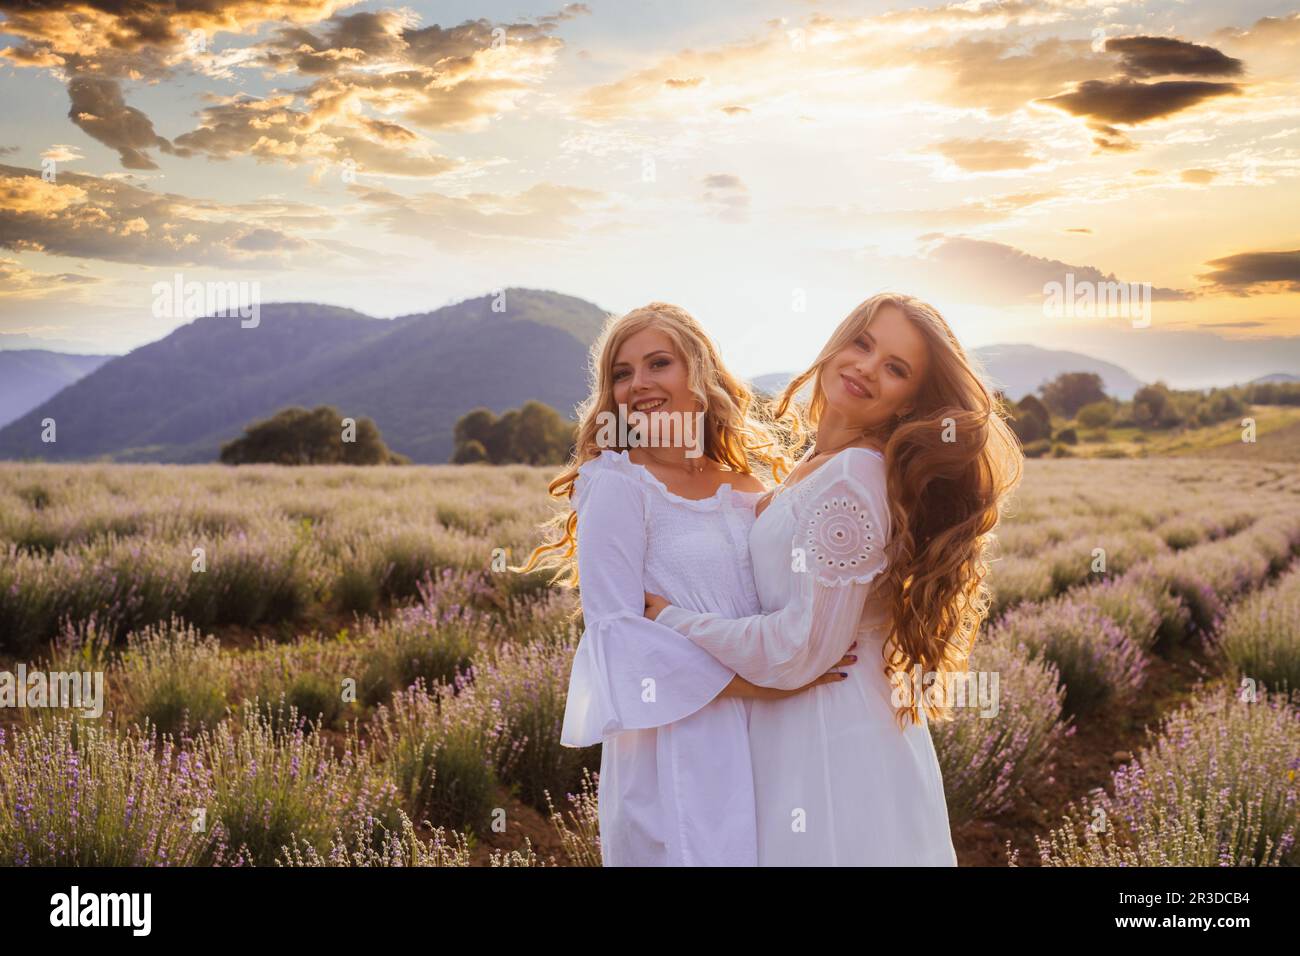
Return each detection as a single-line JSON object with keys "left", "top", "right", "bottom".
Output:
{"left": 195, "top": 699, "right": 403, "bottom": 866}
{"left": 545, "top": 767, "right": 602, "bottom": 867}
{"left": 991, "top": 597, "right": 1147, "bottom": 716}
{"left": 276, "top": 809, "right": 472, "bottom": 867}
{"left": 111, "top": 616, "right": 230, "bottom": 736}
{"left": 931, "top": 637, "right": 1072, "bottom": 825}
{"left": 1213, "top": 566, "right": 1300, "bottom": 693}
{"left": 0, "top": 717, "right": 224, "bottom": 866}
{"left": 370, "top": 678, "right": 520, "bottom": 833}
{"left": 1034, "top": 686, "right": 1300, "bottom": 866}
{"left": 472, "top": 636, "right": 602, "bottom": 812}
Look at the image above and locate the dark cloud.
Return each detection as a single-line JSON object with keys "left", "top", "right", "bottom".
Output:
{"left": 1, "top": 2, "right": 579, "bottom": 171}
{"left": 920, "top": 36, "right": 1107, "bottom": 116}
{"left": 67, "top": 76, "right": 182, "bottom": 170}
{"left": 170, "top": 9, "right": 576, "bottom": 172}
{"left": 0, "top": 0, "right": 350, "bottom": 78}
{"left": 1200, "top": 249, "right": 1300, "bottom": 294}
{"left": 1038, "top": 78, "right": 1242, "bottom": 125}
{"left": 1106, "top": 36, "right": 1244, "bottom": 78}
{"left": 0, "top": 1, "right": 353, "bottom": 169}
{"left": 1087, "top": 123, "right": 1138, "bottom": 153}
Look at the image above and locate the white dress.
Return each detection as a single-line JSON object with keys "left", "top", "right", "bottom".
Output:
{"left": 657, "top": 446, "right": 958, "bottom": 866}
{"left": 560, "top": 449, "right": 765, "bottom": 866}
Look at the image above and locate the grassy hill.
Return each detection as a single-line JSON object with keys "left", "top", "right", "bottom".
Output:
{"left": 1053, "top": 405, "right": 1300, "bottom": 462}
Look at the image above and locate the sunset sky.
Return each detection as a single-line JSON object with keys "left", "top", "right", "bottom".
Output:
{"left": 1, "top": 0, "right": 1298, "bottom": 386}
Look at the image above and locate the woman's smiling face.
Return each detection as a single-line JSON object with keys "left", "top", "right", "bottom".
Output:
{"left": 820, "top": 303, "right": 929, "bottom": 428}
{"left": 610, "top": 327, "right": 695, "bottom": 420}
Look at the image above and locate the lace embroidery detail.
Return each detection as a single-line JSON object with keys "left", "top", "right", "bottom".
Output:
{"left": 804, "top": 491, "right": 880, "bottom": 587}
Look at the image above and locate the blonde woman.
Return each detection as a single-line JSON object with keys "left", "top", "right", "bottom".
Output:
{"left": 645, "top": 293, "right": 1023, "bottom": 865}
{"left": 520, "top": 302, "right": 853, "bottom": 866}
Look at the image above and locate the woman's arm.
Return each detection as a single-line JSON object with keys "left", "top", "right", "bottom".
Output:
{"left": 560, "top": 465, "right": 737, "bottom": 747}
{"left": 651, "top": 460, "right": 889, "bottom": 691}
{"left": 716, "top": 656, "right": 857, "bottom": 699}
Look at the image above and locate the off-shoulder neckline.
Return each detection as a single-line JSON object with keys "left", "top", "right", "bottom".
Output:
{"left": 587, "top": 449, "right": 765, "bottom": 510}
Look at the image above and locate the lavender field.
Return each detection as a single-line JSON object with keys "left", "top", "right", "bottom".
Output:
{"left": 1, "top": 458, "right": 1298, "bottom": 866}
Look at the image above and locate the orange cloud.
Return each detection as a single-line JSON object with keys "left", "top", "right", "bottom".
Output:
{"left": 0, "top": 164, "right": 334, "bottom": 268}
{"left": 932, "top": 138, "right": 1040, "bottom": 171}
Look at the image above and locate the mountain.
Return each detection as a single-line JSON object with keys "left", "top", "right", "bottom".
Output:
{"left": 1249, "top": 373, "right": 1300, "bottom": 385}
{"left": 0, "top": 350, "right": 115, "bottom": 428}
{"left": 751, "top": 372, "right": 796, "bottom": 396}
{"left": 970, "top": 344, "right": 1143, "bottom": 400}
{"left": 0, "top": 289, "right": 611, "bottom": 464}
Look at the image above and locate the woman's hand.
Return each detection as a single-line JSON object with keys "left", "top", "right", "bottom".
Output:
{"left": 718, "top": 643, "right": 858, "bottom": 700}
{"left": 644, "top": 591, "right": 669, "bottom": 621}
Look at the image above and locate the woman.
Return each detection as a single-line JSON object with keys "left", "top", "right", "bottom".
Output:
{"left": 519, "top": 302, "right": 852, "bottom": 866}
{"left": 645, "top": 292, "right": 1023, "bottom": 865}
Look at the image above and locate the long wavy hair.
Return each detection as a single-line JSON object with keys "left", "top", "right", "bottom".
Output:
{"left": 517, "top": 302, "right": 791, "bottom": 587}
{"left": 772, "top": 292, "right": 1024, "bottom": 728}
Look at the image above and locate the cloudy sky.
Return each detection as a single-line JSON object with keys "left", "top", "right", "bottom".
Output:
{"left": 1, "top": 0, "right": 1297, "bottom": 385}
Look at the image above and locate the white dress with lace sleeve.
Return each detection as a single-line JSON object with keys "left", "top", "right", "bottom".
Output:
{"left": 656, "top": 447, "right": 958, "bottom": 866}
{"left": 561, "top": 449, "right": 764, "bottom": 866}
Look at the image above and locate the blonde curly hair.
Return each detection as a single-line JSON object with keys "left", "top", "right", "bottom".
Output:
{"left": 517, "top": 301, "right": 791, "bottom": 587}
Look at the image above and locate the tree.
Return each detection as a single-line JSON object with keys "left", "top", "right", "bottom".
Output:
{"left": 450, "top": 401, "right": 575, "bottom": 464}
{"left": 1009, "top": 394, "right": 1052, "bottom": 443}
{"left": 1191, "top": 389, "right": 1245, "bottom": 427}
{"left": 220, "top": 405, "right": 409, "bottom": 465}
{"left": 484, "top": 409, "right": 520, "bottom": 463}
{"left": 454, "top": 408, "right": 496, "bottom": 449}
{"left": 512, "top": 400, "right": 575, "bottom": 465}
{"left": 451, "top": 439, "right": 489, "bottom": 463}
{"left": 1040, "top": 372, "right": 1108, "bottom": 419}
{"left": 1076, "top": 400, "right": 1114, "bottom": 429}
{"left": 1131, "top": 383, "right": 1182, "bottom": 429}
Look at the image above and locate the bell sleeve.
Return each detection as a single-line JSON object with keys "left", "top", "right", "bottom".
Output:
{"left": 655, "top": 454, "right": 890, "bottom": 690}
{"left": 560, "top": 462, "right": 735, "bottom": 747}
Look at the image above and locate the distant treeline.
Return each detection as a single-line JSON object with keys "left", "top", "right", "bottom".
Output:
{"left": 220, "top": 376, "right": 1298, "bottom": 468}
{"left": 1001, "top": 373, "right": 1300, "bottom": 457}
